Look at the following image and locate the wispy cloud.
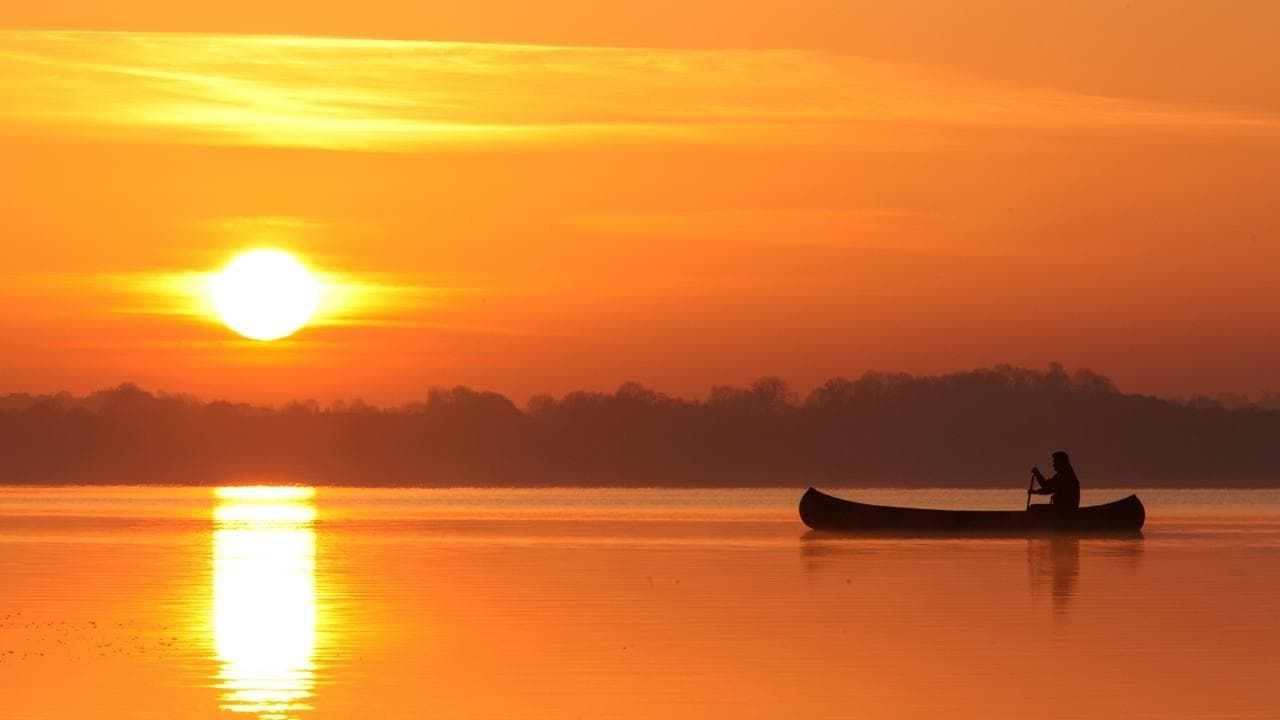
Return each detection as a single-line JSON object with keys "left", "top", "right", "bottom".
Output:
{"left": 9, "top": 268, "right": 455, "bottom": 330}
{"left": 568, "top": 207, "right": 1080, "bottom": 259}
{"left": 570, "top": 208, "right": 955, "bottom": 252}
{"left": 0, "top": 30, "right": 1275, "bottom": 152}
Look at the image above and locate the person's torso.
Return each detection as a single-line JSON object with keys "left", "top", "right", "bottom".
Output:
{"left": 1052, "top": 467, "right": 1081, "bottom": 508}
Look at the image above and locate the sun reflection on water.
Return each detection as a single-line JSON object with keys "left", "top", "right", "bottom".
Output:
{"left": 214, "top": 487, "right": 318, "bottom": 720}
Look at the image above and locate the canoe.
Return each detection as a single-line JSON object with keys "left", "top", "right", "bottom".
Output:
{"left": 798, "top": 487, "right": 1145, "bottom": 534}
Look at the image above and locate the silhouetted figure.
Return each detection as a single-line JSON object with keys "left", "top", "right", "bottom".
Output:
{"left": 1030, "top": 451, "right": 1081, "bottom": 510}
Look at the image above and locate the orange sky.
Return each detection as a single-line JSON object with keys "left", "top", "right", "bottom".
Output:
{"left": 1, "top": 3, "right": 1278, "bottom": 404}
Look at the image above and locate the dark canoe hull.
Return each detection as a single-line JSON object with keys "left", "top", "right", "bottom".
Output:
{"left": 798, "top": 487, "right": 1145, "bottom": 534}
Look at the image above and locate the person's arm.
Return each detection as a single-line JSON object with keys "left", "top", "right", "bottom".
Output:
{"left": 1034, "top": 473, "right": 1060, "bottom": 495}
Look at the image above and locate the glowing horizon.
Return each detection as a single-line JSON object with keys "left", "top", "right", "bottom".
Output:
{"left": 2, "top": 11, "right": 1278, "bottom": 403}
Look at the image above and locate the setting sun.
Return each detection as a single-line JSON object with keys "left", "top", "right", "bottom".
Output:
{"left": 210, "top": 250, "right": 321, "bottom": 341}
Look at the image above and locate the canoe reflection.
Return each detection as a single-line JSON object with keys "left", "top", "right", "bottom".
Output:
{"left": 213, "top": 487, "right": 318, "bottom": 720}
{"left": 800, "top": 530, "right": 1144, "bottom": 616}
{"left": 1026, "top": 534, "right": 1144, "bottom": 613}
{"left": 1026, "top": 537, "right": 1079, "bottom": 611}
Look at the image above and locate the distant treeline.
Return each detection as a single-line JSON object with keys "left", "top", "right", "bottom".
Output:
{"left": 2, "top": 364, "right": 1277, "bottom": 486}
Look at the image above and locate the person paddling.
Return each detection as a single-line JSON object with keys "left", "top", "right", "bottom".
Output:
{"left": 1029, "top": 451, "right": 1080, "bottom": 510}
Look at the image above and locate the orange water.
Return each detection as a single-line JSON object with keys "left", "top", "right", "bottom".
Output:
{"left": 2, "top": 486, "right": 1278, "bottom": 719}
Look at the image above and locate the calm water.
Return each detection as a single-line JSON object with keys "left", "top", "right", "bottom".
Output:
{"left": 2, "top": 486, "right": 1278, "bottom": 719}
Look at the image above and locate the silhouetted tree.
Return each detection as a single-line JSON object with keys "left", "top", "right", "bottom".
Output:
{"left": 1, "top": 365, "right": 1277, "bottom": 486}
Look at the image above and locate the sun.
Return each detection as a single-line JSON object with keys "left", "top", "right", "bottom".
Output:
{"left": 211, "top": 249, "right": 320, "bottom": 341}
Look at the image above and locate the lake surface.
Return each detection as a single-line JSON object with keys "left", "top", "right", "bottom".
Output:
{"left": 2, "top": 486, "right": 1278, "bottom": 719}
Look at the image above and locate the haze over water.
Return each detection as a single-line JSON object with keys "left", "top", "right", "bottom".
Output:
{"left": 1, "top": 486, "right": 1277, "bottom": 719}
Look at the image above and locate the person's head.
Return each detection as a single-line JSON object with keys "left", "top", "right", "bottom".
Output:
{"left": 1052, "top": 451, "right": 1071, "bottom": 471}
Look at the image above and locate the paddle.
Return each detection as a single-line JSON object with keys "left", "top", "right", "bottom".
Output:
{"left": 1025, "top": 471, "right": 1036, "bottom": 510}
